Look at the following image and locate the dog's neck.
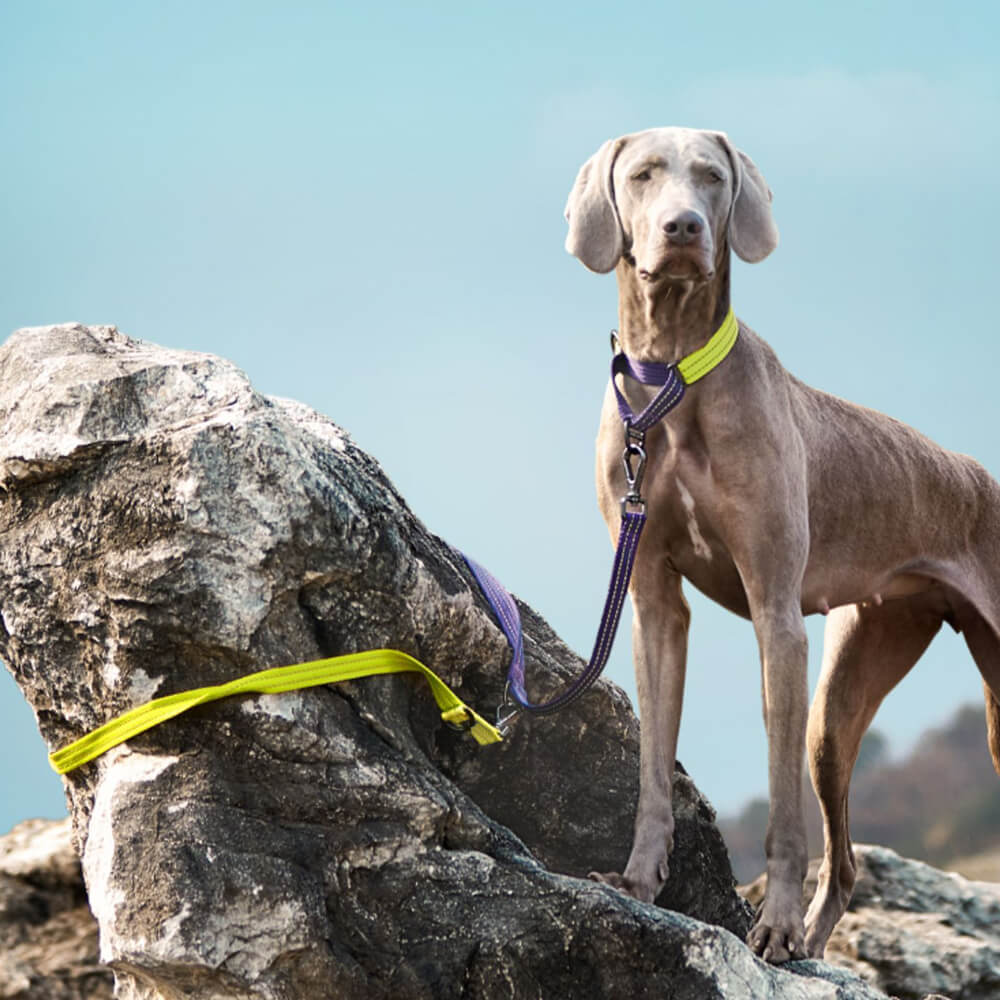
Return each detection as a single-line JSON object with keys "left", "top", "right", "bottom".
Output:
{"left": 614, "top": 248, "right": 732, "bottom": 363}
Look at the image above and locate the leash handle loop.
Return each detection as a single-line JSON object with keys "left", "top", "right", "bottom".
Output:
{"left": 50, "top": 649, "right": 503, "bottom": 774}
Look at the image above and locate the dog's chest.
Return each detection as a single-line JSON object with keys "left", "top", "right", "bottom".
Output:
{"left": 658, "top": 477, "right": 749, "bottom": 615}
{"left": 655, "top": 470, "right": 725, "bottom": 564}
{"left": 599, "top": 435, "right": 750, "bottom": 615}
{"left": 669, "top": 477, "right": 715, "bottom": 561}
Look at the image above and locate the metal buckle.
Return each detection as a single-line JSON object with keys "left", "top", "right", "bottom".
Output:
{"left": 610, "top": 329, "right": 622, "bottom": 355}
{"left": 620, "top": 494, "right": 647, "bottom": 516}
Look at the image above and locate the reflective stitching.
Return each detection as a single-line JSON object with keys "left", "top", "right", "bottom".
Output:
{"left": 677, "top": 308, "right": 737, "bottom": 383}
{"left": 592, "top": 519, "right": 634, "bottom": 665}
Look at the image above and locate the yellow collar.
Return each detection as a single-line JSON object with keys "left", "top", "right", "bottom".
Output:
{"left": 676, "top": 305, "right": 738, "bottom": 384}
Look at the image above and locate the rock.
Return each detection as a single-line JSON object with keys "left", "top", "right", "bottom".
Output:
{"left": 0, "top": 323, "right": 889, "bottom": 999}
{"left": 0, "top": 816, "right": 113, "bottom": 999}
{"left": 742, "top": 845, "right": 1000, "bottom": 1000}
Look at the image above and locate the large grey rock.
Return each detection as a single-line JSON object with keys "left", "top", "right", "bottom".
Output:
{"left": 743, "top": 845, "right": 1000, "bottom": 999}
{"left": 0, "top": 323, "right": 889, "bottom": 999}
{"left": 0, "top": 817, "right": 113, "bottom": 999}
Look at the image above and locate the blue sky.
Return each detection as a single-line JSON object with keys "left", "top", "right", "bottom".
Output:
{"left": 1, "top": 1, "right": 998, "bottom": 831}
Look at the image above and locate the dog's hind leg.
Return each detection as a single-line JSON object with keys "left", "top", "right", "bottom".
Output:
{"left": 803, "top": 598, "right": 942, "bottom": 958}
{"left": 952, "top": 602, "right": 1000, "bottom": 776}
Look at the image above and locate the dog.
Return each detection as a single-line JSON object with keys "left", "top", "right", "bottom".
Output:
{"left": 564, "top": 126, "right": 1000, "bottom": 963}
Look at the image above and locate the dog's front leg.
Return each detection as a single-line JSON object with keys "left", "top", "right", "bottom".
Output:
{"left": 591, "top": 562, "right": 689, "bottom": 902}
{"left": 745, "top": 599, "right": 810, "bottom": 963}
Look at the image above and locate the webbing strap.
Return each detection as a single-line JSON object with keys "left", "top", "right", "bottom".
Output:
{"left": 465, "top": 508, "right": 646, "bottom": 714}
{"left": 610, "top": 306, "right": 738, "bottom": 429}
{"left": 49, "top": 649, "right": 502, "bottom": 774}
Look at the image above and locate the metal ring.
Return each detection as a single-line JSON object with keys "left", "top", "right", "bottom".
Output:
{"left": 444, "top": 710, "right": 476, "bottom": 733}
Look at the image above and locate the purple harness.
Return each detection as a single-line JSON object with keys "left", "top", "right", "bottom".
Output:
{"left": 463, "top": 344, "right": 692, "bottom": 734}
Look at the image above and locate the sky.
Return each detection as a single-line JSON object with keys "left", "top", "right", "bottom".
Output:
{"left": 1, "top": 1, "right": 998, "bottom": 834}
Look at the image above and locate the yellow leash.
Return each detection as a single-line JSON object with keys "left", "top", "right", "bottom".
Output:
{"left": 49, "top": 649, "right": 503, "bottom": 775}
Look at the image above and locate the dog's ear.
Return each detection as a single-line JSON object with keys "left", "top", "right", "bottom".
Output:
{"left": 564, "top": 137, "right": 627, "bottom": 273}
{"left": 713, "top": 133, "right": 779, "bottom": 263}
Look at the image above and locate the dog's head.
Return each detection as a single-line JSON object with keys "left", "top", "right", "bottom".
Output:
{"left": 564, "top": 127, "right": 778, "bottom": 286}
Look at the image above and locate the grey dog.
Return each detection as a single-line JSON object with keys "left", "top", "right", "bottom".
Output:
{"left": 564, "top": 126, "right": 1000, "bottom": 963}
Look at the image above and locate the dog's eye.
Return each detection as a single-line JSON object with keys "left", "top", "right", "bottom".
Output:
{"left": 631, "top": 169, "right": 651, "bottom": 183}
{"left": 708, "top": 169, "right": 724, "bottom": 183}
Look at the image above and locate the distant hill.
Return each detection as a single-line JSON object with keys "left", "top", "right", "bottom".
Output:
{"left": 719, "top": 703, "right": 1000, "bottom": 883}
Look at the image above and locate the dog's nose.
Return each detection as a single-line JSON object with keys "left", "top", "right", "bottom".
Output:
{"left": 661, "top": 210, "right": 705, "bottom": 245}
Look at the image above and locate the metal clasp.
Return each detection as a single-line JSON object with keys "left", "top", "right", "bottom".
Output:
{"left": 621, "top": 423, "right": 647, "bottom": 514}
{"left": 495, "top": 683, "right": 520, "bottom": 738}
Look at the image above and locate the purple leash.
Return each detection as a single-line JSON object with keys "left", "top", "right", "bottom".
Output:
{"left": 463, "top": 341, "right": 689, "bottom": 734}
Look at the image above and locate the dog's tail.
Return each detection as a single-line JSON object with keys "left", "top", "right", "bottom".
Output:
{"left": 985, "top": 681, "right": 1000, "bottom": 777}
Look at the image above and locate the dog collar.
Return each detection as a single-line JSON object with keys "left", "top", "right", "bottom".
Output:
{"left": 610, "top": 305, "right": 738, "bottom": 430}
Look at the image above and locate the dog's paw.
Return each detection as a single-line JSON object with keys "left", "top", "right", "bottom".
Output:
{"left": 747, "top": 906, "right": 807, "bottom": 964}
{"left": 588, "top": 870, "right": 658, "bottom": 903}
{"left": 588, "top": 870, "right": 629, "bottom": 890}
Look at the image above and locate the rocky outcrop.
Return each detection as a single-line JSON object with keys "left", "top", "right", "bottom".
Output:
{"left": 0, "top": 817, "right": 112, "bottom": 999}
{"left": 12, "top": 823, "right": 996, "bottom": 1000}
{"left": 0, "top": 323, "right": 892, "bottom": 999}
{"left": 743, "top": 845, "right": 1000, "bottom": 999}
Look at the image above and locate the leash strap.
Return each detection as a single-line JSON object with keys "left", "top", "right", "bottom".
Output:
{"left": 49, "top": 649, "right": 503, "bottom": 774}
{"left": 611, "top": 354, "right": 686, "bottom": 429}
{"left": 465, "top": 507, "right": 646, "bottom": 716}
{"left": 466, "top": 306, "right": 739, "bottom": 723}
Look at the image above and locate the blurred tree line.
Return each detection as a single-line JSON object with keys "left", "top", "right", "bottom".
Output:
{"left": 719, "top": 704, "right": 1000, "bottom": 883}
